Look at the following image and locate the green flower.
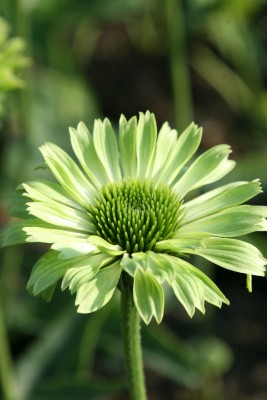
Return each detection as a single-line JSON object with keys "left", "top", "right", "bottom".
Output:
{"left": 2, "top": 111, "right": 266, "bottom": 324}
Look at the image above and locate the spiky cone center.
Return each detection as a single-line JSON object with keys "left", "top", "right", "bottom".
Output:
{"left": 88, "top": 179, "right": 182, "bottom": 253}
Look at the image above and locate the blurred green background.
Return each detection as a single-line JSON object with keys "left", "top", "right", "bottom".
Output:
{"left": 1, "top": 1, "right": 267, "bottom": 399}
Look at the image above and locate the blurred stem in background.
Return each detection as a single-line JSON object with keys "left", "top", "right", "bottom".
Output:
{"left": 0, "top": 300, "right": 18, "bottom": 400}
{"left": 166, "top": 0, "right": 194, "bottom": 130}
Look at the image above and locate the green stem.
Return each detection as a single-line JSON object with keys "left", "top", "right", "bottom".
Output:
{"left": 120, "top": 278, "right": 147, "bottom": 400}
{"left": 0, "top": 299, "right": 18, "bottom": 400}
{"left": 166, "top": 0, "right": 194, "bottom": 130}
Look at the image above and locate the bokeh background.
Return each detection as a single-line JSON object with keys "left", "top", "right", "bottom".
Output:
{"left": 1, "top": 1, "right": 267, "bottom": 399}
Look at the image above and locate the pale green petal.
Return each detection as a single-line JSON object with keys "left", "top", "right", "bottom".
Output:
{"left": 93, "top": 118, "right": 122, "bottom": 182}
{"left": 173, "top": 145, "right": 235, "bottom": 197}
{"left": 88, "top": 235, "right": 125, "bottom": 256}
{"left": 181, "top": 180, "right": 263, "bottom": 224}
{"left": 22, "top": 180, "right": 84, "bottom": 211}
{"left": 26, "top": 201, "right": 95, "bottom": 233}
{"left": 51, "top": 238, "right": 97, "bottom": 259}
{"left": 27, "top": 250, "right": 75, "bottom": 296}
{"left": 8, "top": 186, "right": 29, "bottom": 219}
{"left": 133, "top": 269, "right": 164, "bottom": 324}
{"left": 62, "top": 253, "right": 114, "bottom": 293}
{"left": 151, "top": 122, "right": 177, "bottom": 180}
{"left": 194, "top": 238, "right": 266, "bottom": 276}
{"left": 120, "top": 252, "right": 147, "bottom": 277}
{"left": 170, "top": 255, "right": 229, "bottom": 316}
{"left": 155, "top": 238, "right": 203, "bottom": 253}
{"left": 178, "top": 205, "right": 267, "bottom": 237}
{"left": 1, "top": 220, "right": 29, "bottom": 246}
{"left": 40, "top": 143, "right": 96, "bottom": 208}
{"left": 146, "top": 251, "right": 176, "bottom": 284}
{"left": 136, "top": 111, "right": 157, "bottom": 180}
{"left": 75, "top": 261, "right": 122, "bottom": 313}
{"left": 24, "top": 225, "right": 87, "bottom": 244}
{"left": 119, "top": 115, "right": 137, "bottom": 178}
{"left": 153, "top": 122, "right": 202, "bottom": 186}
{"left": 69, "top": 122, "right": 108, "bottom": 188}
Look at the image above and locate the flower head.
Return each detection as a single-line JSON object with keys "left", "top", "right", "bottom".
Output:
{"left": 2, "top": 111, "right": 266, "bottom": 324}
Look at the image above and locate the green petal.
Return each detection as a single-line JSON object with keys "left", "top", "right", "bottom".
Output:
{"left": 27, "top": 250, "right": 75, "bottom": 297}
{"left": 170, "top": 256, "right": 229, "bottom": 316}
{"left": 69, "top": 122, "right": 108, "bottom": 189}
{"left": 151, "top": 122, "right": 178, "bottom": 181}
{"left": 120, "top": 252, "right": 147, "bottom": 277}
{"left": 153, "top": 122, "right": 202, "bottom": 186}
{"left": 194, "top": 238, "right": 266, "bottom": 276}
{"left": 146, "top": 251, "right": 176, "bottom": 284}
{"left": 40, "top": 142, "right": 96, "bottom": 208}
{"left": 75, "top": 261, "right": 121, "bottom": 313}
{"left": 1, "top": 220, "right": 29, "bottom": 246}
{"left": 24, "top": 225, "right": 87, "bottom": 244}
{"left": 173, "top": 144, "right": 235, "bottom": 197}
{"left": 88, "top": 235, "right": 125, "bottom": 256}
{"left": 22, "top": 180, "right": 84, "bottom": 211}
{"left": 133, "top": 269, "right": 164, "bottom": 324}
{"left": 8, "top": 186, "right": 29, "bottom": 219}
{"left": 119, "top": 115, "right": 137, "bottom": 178}
{"left": 62, "top": 253, "right": 114, "bottom": 293}
{"left": 178, "top": 205, "right": 267, "bottom": 237}
{"left": 26, "top": 201, "right": 95, "bottom": 233}
{"left": 51, "top": 238, "right": 97, "bottom": 259}
{"left": 182, "top": 180, "right": 262, "bottom": 224}
{"left": 93, "top": 118, "right": 122, "bottom": 182}
{"left": 136, "top": 111, "right": 157, "bottom": 180}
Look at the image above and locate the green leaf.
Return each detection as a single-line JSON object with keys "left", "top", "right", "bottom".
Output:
{"left": 182, "top": 180, "right": 263, "bottom": 224}
{"left": 136, "top": 111, "right": 157, "bottom": 180}
{"left": 75, "top": 261, "right": 122, "bottom": 313}
{"left": 173, "top": 144, "right": 235, "bottom": 197}
{"left": 62, "top": 253, "right": 114, "bottom": 293}
{"left": 119, "top": 115, "right": 137, "bottom": 178}
{"left": 133, "top": 269, "right": 164, "bottom": 324}
{"left": 39, "top": 142, "right": 96, "bottom": 208}
{"left": 153, "top": 122, "right": 202, "bottom": 186}
{"left": 1, "top": 220, "right": 29, "bottom": 246}
{"left": 93, "top": 118, "right": 122, "bottom": 182}
{"left": 8, "top": 186, "right": 29, "bottom": 219}
{"left": 88, "top": 236, "right": 125, "bottom": 256}
{"left": 194, "top": 238, "right": 266, "bottom": 276}
{"left": 178, "top": 205, "right": 267, "bottom": 237}
{"left": 69, "top": 122, "right": 108, "bottom": 189}
{"left": 26, "top": 201, "right": 95, "bottom": 233}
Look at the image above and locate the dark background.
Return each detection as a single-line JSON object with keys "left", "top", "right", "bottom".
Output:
{"left": 1, "top": 1, "right": 267, "bottom": 399}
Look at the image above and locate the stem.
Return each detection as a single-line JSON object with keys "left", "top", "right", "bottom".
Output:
{"left": 0, "top": 299, "right": 18, "bottom": 400}
{"left": 166, "top": 0, "right": 194, "bottom": 130}
{"left": 120, "top": 277, "right": 147, "bottom": 400}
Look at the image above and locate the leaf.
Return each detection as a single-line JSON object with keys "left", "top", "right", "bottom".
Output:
{"left": 133, "top": 269, "right": 164, "bottom": 324}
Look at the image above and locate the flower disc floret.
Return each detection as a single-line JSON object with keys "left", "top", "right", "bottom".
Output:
{"left": 88, "top": 179, "right": 182, "bottom": 254}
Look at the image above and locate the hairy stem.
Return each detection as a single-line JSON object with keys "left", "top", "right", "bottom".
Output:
{"left": 120, "top": 277, "right": 147, "bottom": 400}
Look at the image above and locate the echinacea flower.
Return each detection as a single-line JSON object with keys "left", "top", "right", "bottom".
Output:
{"left": 2, "top": 111, "right": 266, "bottom": 324}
